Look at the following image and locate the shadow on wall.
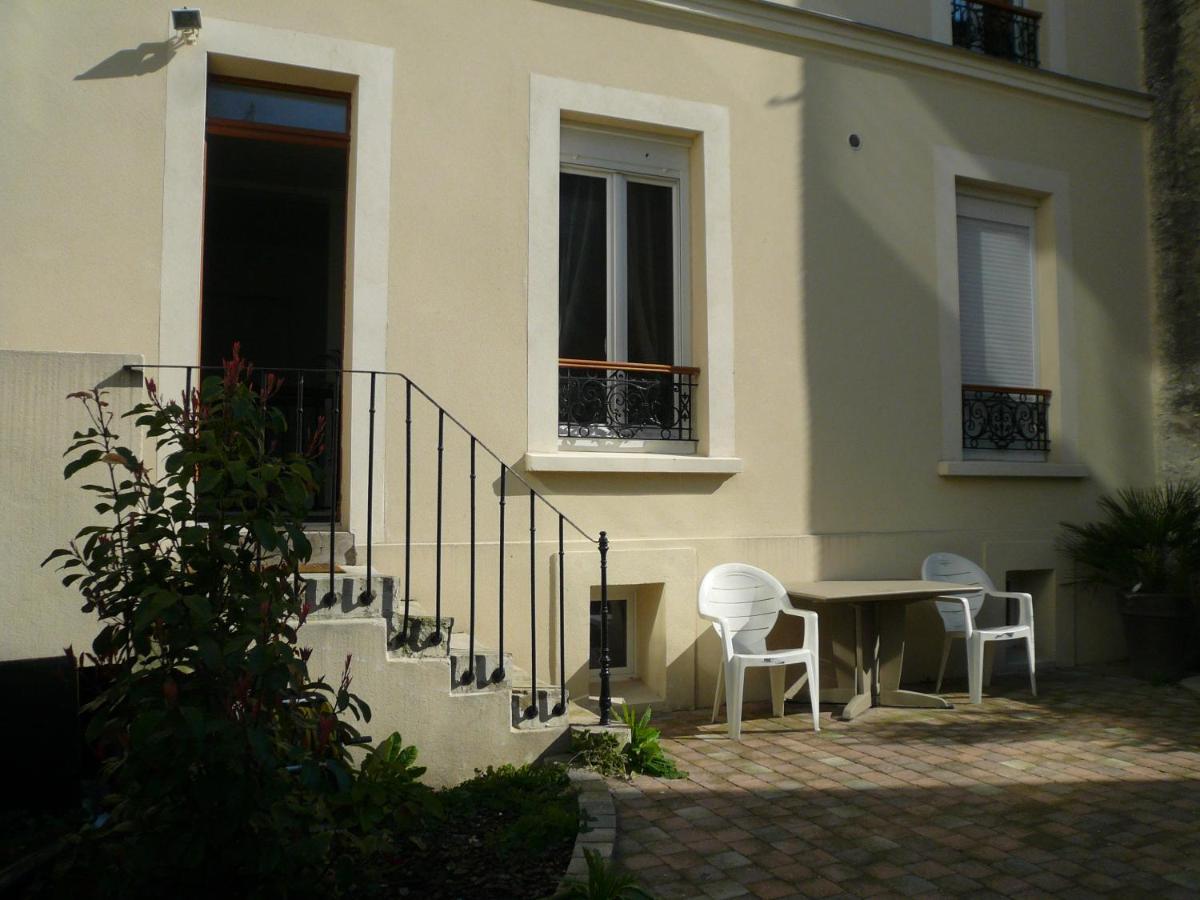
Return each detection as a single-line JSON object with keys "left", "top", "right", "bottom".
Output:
{"left": 793, "top": 53, "right": 1147, "bottom": 671}
{"left": 75, "top": 39, "right": 182, "bottom": 81}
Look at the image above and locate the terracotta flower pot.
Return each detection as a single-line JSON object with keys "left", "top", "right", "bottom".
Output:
{"left": 1119, "top": 593, "right": 1194, "bottom": 683}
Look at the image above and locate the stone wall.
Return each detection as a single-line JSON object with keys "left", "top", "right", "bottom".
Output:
{"left": 1146, "top": 0, "right": 1200, "bottom": 479}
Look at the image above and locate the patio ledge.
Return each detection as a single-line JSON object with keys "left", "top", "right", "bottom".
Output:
{"left": 938, "top": 460, "right": 1089, "bottom": 478}
{"left": 559, "top": 769, "right": 617, "bottom": 886}
{"left": 525, "top": 451, "right": 743, "bottom": 475}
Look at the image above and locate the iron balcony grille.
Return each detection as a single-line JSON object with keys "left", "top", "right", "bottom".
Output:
{"left": 559, "top": 358, "right": 698, "bottom": 442}
{"left": 962, "top": 384, "right": 1050, "bottom": 452}
{"left": 951, "top": 0, "right": 1040, "bottom": 68}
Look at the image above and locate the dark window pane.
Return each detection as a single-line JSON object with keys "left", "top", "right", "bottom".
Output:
{"left": 626, "top": 181, "right": 675, "bottom": 365}
{"left": 559, "top": 173, "right": 608, "bottom": 360}
{"left": 200, "top": 134, "right": 348, "bottom": 517}
{"left": 207, "top": 81, "right": 348, "bottom": 134}
{"left": 589, "top": 599, "right": 628, "bottom": 670}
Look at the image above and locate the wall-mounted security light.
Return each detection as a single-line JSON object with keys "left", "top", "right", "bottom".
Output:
{"left": 171, "top": 8, "right": 202, "bottom": 43}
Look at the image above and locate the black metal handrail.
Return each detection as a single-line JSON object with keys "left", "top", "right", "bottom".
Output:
{"left": 127, "top": 363, "right": 616, "bottom": 725}
{"left": 962, "top": 383, "right": 1050, "bottom": 452}
{"left": 559, "top": 358, "right": 698, "bottom": 442}
{"left": 951, "top": 0, "right": 1040, "bottom": 68}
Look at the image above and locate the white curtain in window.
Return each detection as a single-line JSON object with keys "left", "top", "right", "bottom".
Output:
{"left": 957, "top": 213, "right": 1036, "bottom": 387}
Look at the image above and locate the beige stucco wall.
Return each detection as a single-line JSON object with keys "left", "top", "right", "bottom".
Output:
{"left": 0, "top": 2, "right": 1150, "bottom": 712}
{"left": 0, "top": 352, "right": 144, "bottom": 660}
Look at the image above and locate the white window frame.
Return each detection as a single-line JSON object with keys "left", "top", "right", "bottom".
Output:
{"left": 526, "top": 75, "right": 741, "bottom": 475}
{"left": 956, "top": 192, "right": 1040, "bottom": 390}
{"left": 560, "top": 126, "right": 691, "bottom": 367}
{"left": 933, "top": 146, "right": 1086, "bottom": 478}
{"left": 158, "top": 17, "right": 394, "bottom": 535}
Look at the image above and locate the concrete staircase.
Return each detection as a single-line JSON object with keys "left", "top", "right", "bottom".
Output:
{"left": 297, "top": 560, "right": 571, "bottom": 782}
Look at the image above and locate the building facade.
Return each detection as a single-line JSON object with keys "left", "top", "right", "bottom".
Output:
{"left": 1, "top": 1, "right": 1153, "bottom": 758}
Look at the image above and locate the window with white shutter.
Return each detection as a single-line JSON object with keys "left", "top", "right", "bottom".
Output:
{"left": 957, "top": 194, "right": 1050, "bottom": 454}
{"left": 957, "top": 195, "right": 1037, "bottom": 387}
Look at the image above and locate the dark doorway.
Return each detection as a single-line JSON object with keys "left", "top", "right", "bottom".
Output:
{"left": 200, "top": 136, "right": 346, "bottom": 372}
{"left": 200, "top": 77, "right": 351, "bottom": 517}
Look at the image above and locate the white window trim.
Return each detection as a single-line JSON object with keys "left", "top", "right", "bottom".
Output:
{"left": 526, "top": 75, "right": 738, "bottom": 475}
{"left": 158, "top": 17, "right": 394, "bottom": 537}
{"left": 560, "top": 125, "right": 692, "bottom": 368}
{"left": 934, "top": 146, "right": 1084, "bottom": 478}
{"left": 957, "top": 193, "right": 1039, "bottom": 387}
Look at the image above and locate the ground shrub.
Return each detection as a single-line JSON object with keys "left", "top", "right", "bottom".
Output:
{"left": 36, "top": 349, "right": 429, "bottom": 898}
{"left": 389, "top": 763, "right": 580, "bottom": 899}
{"left": 569, "top": 705, "right": 686, "bottom": 781}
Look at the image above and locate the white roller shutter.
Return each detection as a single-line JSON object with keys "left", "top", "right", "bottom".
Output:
{"left": 957, "top": 196, "right": 1037, "bottom": 388}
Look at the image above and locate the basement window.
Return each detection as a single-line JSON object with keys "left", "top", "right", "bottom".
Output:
{"left": 588, "top": 594, "right": 633, "bottom": 676}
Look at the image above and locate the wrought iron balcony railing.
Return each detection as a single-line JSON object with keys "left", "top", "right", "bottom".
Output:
{"left": 962, "top": 384, "right": 1050, "bottom": 452}
{"left": 559, "top": 358, "right": 699, "bottom": 442}
{"left": 951, "top": 0, "right": 1040, "bottom": 68}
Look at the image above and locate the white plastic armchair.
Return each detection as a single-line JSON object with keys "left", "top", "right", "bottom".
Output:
{"left": 699, "top": 564, "right": 820, "bottom": 740}
{"left": 922, "top": 553, "right": 1036, "bottom": 704}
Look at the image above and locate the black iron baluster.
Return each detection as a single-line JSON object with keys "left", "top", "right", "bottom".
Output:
{"left": 554, "top": 514, "right": 566, "bottom": 716}
{"left": 184, "top": 366, "right": 193, "bottom": 426}
{"left": 184, "top": 367, "right": 193, "bottom": 528}
{"left": 462, "top": 437, "right": 477, "bottom": 686}
{"left": 678, "top": 374, "right": 684, "bottom": 442}
{"left": 493, "top": 464, "right": 506, "bottom": 683}
{"left": 598, "top": 530, "right": 612, "bottom": 726}
{"left": 402, "top": 379, "right": 413, "bottom": 642}
{"left": 525, "top": 489, "right": 538, "bottom": 719}
{"left": 321, "top": 370, "right": 341, "bottom": 607}
{"left": 291, "top": 374, "right": 301, "bottom": 598}
{"left": 292, "top": 371, "right": 305, "bottom": 612}
{"left": 359, "top": 372, "right": 376, "bottom": 605}
{"left": 432, "top": 408, "right": 444, "bottom": 645}
{"left": 294, "top": 373, "right": 305, "bottom": 454}
{"left": 256, "top": 369, "right": 265, "bottom": 575}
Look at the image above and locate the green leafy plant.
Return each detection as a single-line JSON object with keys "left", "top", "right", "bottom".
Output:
{"left": 39, "top": 347, "right": 424, "bottom": 897}
{"left": 570, "top": 706, "right": 686, "bottom": 780}
{"left": 394, "top": 763, "right": 578, "bottom": 897}
{"left": 569, "top": 729, "right": 628, "bottom": 779}
{"left": 552, "top": 848, "right": 655, "bottom": 899}
{"left": 619, "top": 705, "right": 686, "bottom": 779}
{"left": 1059, "top": 482, "right": 1200, "bottom": 595}
{"left": 336, "top": 732, "right": 438, "bottom": 839}
{"left": 446, "top": 763, "right": 579, "bottom": 855}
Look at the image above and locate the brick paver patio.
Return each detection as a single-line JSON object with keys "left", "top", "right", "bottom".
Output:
{"left": 611, "top": 670, "right": 1200, "bottom": 898}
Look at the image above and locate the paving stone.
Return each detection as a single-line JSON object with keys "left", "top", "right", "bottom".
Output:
{"left": 701, "top": 880, "right": 752, "bottom": 899}
{"left": 606, "top": 671, "right": 1200, "bottom": 899}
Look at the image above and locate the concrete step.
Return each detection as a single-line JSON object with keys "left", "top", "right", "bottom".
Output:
{"left": 511, "top": 686, "right": 570, "bottom": 730}
{"left": 386, "top": 599, "right": 455, "bottom": 657}
{"left": 447, "top": 634, "right": 512, "bottom": 692}
{"left": 300, "top": 567, "right": 394, "bottom": 619}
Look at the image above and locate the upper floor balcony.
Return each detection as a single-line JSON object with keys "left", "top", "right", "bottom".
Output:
{"left": 952, "top": 0, "right": 1041, "bottom": 68}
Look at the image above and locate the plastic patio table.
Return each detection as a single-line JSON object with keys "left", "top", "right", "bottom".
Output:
{"left": 783, "top": 580, "right": 977, "bottom": 721}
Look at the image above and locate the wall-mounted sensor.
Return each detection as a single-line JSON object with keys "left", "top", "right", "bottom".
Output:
{"left": 848, "top": 133, "right": 863, "bottom": 150}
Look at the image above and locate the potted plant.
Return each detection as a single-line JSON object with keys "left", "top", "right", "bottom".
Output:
{"left": 1059, "top": 482, "right": 1200, "bottom": 682}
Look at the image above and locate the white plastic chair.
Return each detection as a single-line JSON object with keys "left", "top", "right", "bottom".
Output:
{"left": 699, "top": 564, "right": 820, "bottom": 740}
{"left": 922, "top": 553, "right": 1036, "bottom": 704}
